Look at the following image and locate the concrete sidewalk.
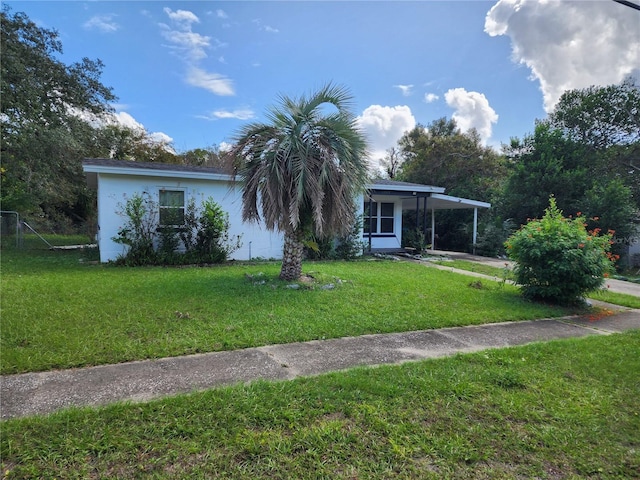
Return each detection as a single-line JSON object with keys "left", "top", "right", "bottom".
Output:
{"left": 2, "top": 309, "right": 639, "bottom": 420}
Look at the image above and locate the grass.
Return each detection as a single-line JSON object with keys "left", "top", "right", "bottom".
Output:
{"left": 433, "top": 259, "right": 515, "bottom": 281}
{"left": 435, "top": 258, "right": 640, "bottom": 309}
{"left": 2, "top": 331, "right": 638, "bottom": 479}
{"left": 0, "top": 240, "right": 584, "bottom": 375}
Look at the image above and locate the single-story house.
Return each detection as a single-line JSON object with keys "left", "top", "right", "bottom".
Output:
{"left": 82, "top": 159, "right": 491, "bottom": 263}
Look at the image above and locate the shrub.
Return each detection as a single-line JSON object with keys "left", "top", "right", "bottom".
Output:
{"left": 112, "top": 193, "right": 241, "bottom": 266}
{"left": 194, "top": 198, "right": 242, "bottom": 263}
{"left": 505, "top": 197, "right": 617, "bottom": 304}
{"left": 402, "top": 228, "right": 429, "bottom": 252}
{"left": 303, "top": 216, "right": 364, "bottom": 261}
{"left": 475, "top": 217, "right": 516, "bottom": 257}
{"left": 112, "top": 192, "right": 158, "bottom": 266}
{"left": 334, "top": 215, "right": 365, "bottom": 260}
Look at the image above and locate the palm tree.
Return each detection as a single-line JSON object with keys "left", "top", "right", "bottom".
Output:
{"left": 228, "top": 84, "right": 370, "bottom": 280}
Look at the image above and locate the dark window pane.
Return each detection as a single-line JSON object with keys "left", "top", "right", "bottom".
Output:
{"left": 160, "top": 208, "right": 184, "bottom": 226}
{"left": 381, "top": 203, "right": 394, "bottom": 217}
{"left": 381, "top": 218, "right": 394, "bottom": 233}
{"left": 160, "top": 190, "right": 184, "bottom": 207}
{"left": 364, "top": 217, "right": 378, "bottom": 233}
{"left": 364, "top": 201, "right": 378, "bottom": 217}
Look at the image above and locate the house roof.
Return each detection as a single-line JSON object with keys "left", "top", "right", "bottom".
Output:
{"left": 82, "top": 158, "right": 232, "bottom": 188}
{"left": 82, "top": 159, "right": 490, "bottom": 210}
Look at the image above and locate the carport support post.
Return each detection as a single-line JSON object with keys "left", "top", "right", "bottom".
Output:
{"left": 472, "top": 207, "right": 478, "bottom": 255}
{"left": 368, "top": 196, "right": 373, "bottom": 252}
{"left": 431, "top": 207, "right": 435, "bottom": 250}
{"left": 422, "top": 196, "right": 428, "bottom": 238}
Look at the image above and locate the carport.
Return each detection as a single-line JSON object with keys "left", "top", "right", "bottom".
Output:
{"left": 365, "top": 179, "right": 491, "bottom": 253}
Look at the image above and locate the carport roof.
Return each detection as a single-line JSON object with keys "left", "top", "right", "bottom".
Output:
{"left": 368, "top": 178, "right": 445, "bottom": 195}
{"left": 369, "top": 179, "right": 491, "bottom": 210}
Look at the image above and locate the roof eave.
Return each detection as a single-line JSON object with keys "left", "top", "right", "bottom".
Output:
{"left": 81, "top": 164, "right": 234, "bottom": 182}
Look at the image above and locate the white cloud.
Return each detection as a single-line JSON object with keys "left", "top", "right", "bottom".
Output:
{"left": 199, "top": 108, "right": 255, "bottom": 121}
{"left": 160, "top": 8, "right": 234, "bottom": 97}
{"left": 111, "top": 111, "right": 144, "bottom": 130}
{"left": 148, "top": 131, "right": 174, "bottom": 146}
{"left": 163, "top": 7, "right": 199, "bottom": 27}
{"left": 216, "top": 9, "right": 228, "bottom": 19}
{"left": 444, "top": 88, "right": 498, "bottom": 144}
{"left": 187, "top": 67, "right": 235, "bottom": 96}
{"left": 160, "top": 25, "right": 211, "bottom": 61}
{"left": 357, "top": 105, "right": 416, "bottom": 162}
{"left": 219, "top": 141, "right": 233, "bottom": 152}
{"left": 394, "top": 84, "right": 414, "bottom": 97}
{"left": 485, "top": 0, "right": 640, "bottom": 112}
{"left": 83, "top": 15, "right": 119, "bottom": 33}
{"left": 253, "top": 19, "right": 279, "bottom": 33}
{"left": 424, "top": 93, "right": 439, "bottom": 103}
{"left": 110, "top": 112, "right": 174, "bottom": 146}
{"left": 72, "top": 109, "right": 174, "bottom": 152}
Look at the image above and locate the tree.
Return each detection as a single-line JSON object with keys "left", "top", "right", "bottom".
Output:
{"left": 547, "top": 79, "right": 640, "bottom": 209}
{"left": 499, "top": 123, "right": 592, "bottom": 226}
{"left": 379, "top": 147, "right": 402, "bottom": 179}
{"left": 1, "top": 6, "right": 115, "bottom": 228}
{"left": 228, "top": 84, "right": 369, "bottom": 280}
{"left": 579, "top": 178, "right": 636, "bottom": 259}
{"left": 396, "top": 117, "right": 505, "bottom": 251}
{"left": 180, "top": 145, "right": 231, "bottom": 170}
{"left": 92, "top": 125, "right": 178, "bottom": 164}
{"left": 397, "top": 118, "right": 504, "bottom": 199}
{"left": 500, "top": 83, "right": 640, "bottom": 255}
{"left": 548, "top": 78, "right": 640, "bottom": 149}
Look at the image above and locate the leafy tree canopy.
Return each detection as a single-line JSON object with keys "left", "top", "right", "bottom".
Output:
{"left": 548, "top": 78, "right": 640, "bottom": 149}
{"left": 1, "top": 6, "right": 115, "bottom": 134}
{"left": 1, "top": 6, "right": 116, "bottom": 228}
{"left": 499, "top": 123, "right": 592, "bottom": 225}
{"left": 396, "top": 117, "right": 505, "bottom": 200}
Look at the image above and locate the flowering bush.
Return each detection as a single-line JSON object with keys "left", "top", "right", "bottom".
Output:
{"left": 505, "top": 197, "right": 617, "bottom": 304}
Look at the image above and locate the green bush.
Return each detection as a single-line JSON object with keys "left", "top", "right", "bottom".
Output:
{"left": 112, "top": 193, "right": 241, "bottom": 266}
{"left": 112, "top": 192, "right": 158, "bottom": 266}
{"left": 194, "top": 198, "right": 241, "bottom": 263}
{"left": 303, "top": 216, "right": 364, "bottom": 261}
{"left": 505, "top": 197, "right": 617, "bottom": 304}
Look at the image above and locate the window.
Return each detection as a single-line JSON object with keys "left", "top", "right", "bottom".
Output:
{"left": 363, "top": 201, "right": 394, "bottom": 235}
{"left": 159, "top": 190, "right": 185, "bottom": 226}
{"left": 364, "top": 201, "right": 378, "bottom": 234}
{"left": 380, "top": 202, "right": 394, "bottom": 233}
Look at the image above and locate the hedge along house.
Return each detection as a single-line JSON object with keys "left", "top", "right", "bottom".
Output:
{"left": 365, "top": 179, "right": 491, "bottom": 253}
{"left": 83, "top": 159, "right": 491, "bottom": 262}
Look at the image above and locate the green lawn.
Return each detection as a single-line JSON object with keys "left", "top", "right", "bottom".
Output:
{"left": 435, "top": 259, "right": 640, "bottom": 309}
{"left": 433, "top": 259, "right": 515, "bottom": 281}
{"left": 1, "top": 243, "right": 582, "bottom": 375}
{"left": 2, "top": 332, "right": 638, "bottom": 479}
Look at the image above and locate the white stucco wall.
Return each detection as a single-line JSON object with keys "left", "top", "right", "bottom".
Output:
{"left": 95, "top": 173, "right": 283, "bottom": 262}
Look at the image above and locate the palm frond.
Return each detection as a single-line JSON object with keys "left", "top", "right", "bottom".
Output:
{"left": 227, "top": 83, "right": 370, "bottom": 237}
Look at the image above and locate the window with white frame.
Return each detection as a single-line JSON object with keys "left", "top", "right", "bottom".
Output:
{"left": 363, "top": 201, "right": 394, "bottom": 235}
{"left": 159, "top": 189, "right": 185, "bottom": 226}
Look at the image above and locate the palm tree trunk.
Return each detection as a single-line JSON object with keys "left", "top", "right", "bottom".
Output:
{"left": 280, "top": 228, "right": 304, "bottom": 280}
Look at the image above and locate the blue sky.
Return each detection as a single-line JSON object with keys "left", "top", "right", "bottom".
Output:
{"left": 7, "top": 1, "right": 640, "bottom": 162}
